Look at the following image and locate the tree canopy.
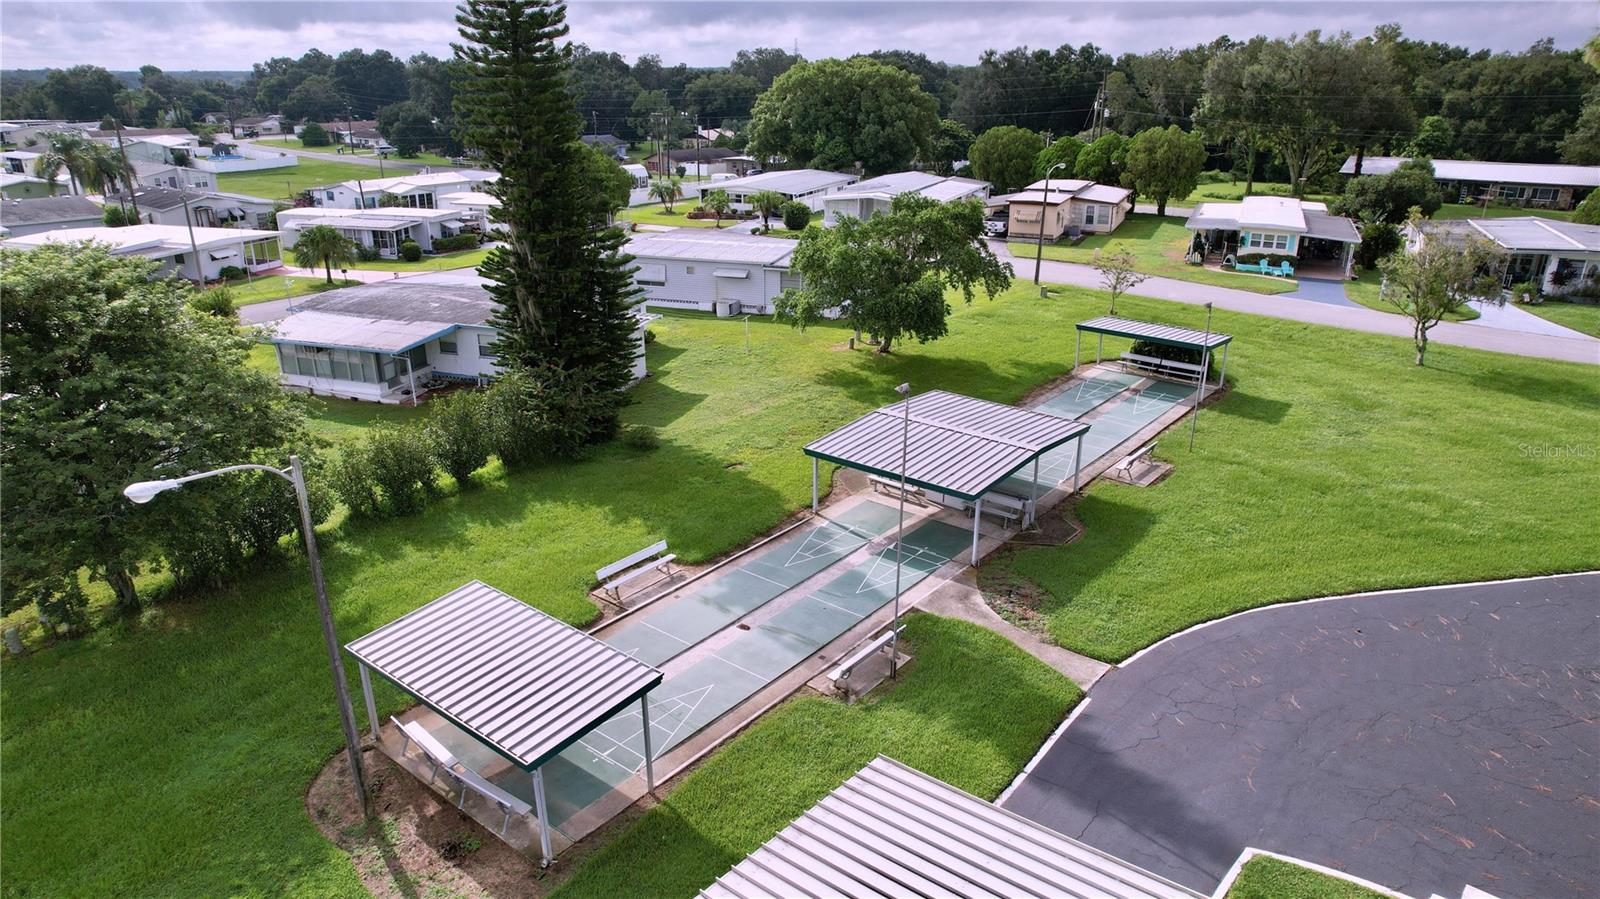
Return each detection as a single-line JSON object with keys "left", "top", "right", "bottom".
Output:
{"left": 747, "top": 57, "right": 939, "bottom": 176}
{"left": 1332, "top": 158, "right": 1444, "bottom": 223}
{"left": 1120, "top": 125, "right": 1206, "bottom": 216}
{"left": 969, "top": 125, "right": 1043, "bottom": 193}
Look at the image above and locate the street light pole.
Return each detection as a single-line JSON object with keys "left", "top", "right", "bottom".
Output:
{"left": 1189, "top": 303, "right": 1214, "bottom": 452}
{"left": 1033, "top": 162, "right": 1068, "bottom": 285}
{"left": 890, "top": 382, "right": 910, "bottom": 677}
{"left": 124, "top": 456, "right": 369, "bottom": 817}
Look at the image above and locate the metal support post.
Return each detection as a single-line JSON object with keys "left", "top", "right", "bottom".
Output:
{"left": 358, "top": 663, "right": 379, "bottom": 739}
{"left": 640, "top": 695, "right": 656, "bottom": 795}
{"left": 532, "top": 769, "right": 554, "bottom": 866}
{"left": 811, "top": 457, "right": 818, "bottom": 513}
{"left": 970, "top": 497, "right": 983, "bottom": 565}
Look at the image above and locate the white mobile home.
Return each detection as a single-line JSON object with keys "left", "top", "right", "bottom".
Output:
{"left": 1184, "top": 195, "right": 1361, "bottom": 278}
{"left": 0, "top": 196, "right": 106, "bottom": 237}
{"left": 4, "top": 223, "right": 282, "bottom": 281}
{"left": 277, "top": 206, "right": 470, "bottom": 258}
{"left": 625, "top": 229, "right": 800, "bottom": 315}
{"left": 1404, "top": 217, "right": 1600, "bottom": 293}
{"left": 821, "top": 172, "right": 990, "bottom": 224}
{"left": 1341, "top": 156, "right": 1599, "bottom": 211}
{"left": 998, "top": 178, "right": 1133, "bottom": 239}
{"left": 691, "top": 169, "right": 859, "bottom": 212}
{"left": 311, "top": 170, "right": 498, "bottom": 210}
{"left": 109, "top": 186, "right": 278, "bottom": 230}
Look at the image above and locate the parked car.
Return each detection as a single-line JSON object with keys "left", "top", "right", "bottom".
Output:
{"left": 984, "top": 213, "right": 1009, "bottom": 237}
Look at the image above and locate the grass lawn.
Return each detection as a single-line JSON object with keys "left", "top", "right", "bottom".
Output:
{"left": 552, "top": 614, "right": 1080, "bottom": 899}
{"left": 1431, "top": 202, "right": 1573, "bottom": 222}
{"left": 245, "top": 344, "right": 436, "bottom": 445}
{"left": 209, "top": 275, "right": 359, "bottom": 307}
{"left": 619, "top": 202, "right": 727, "bottom": 229}
{"left": 1177, "top": 180, "right": 1338, "bottom": 208}
{"left": 1010, "top": 212, "right": 1298, "bottom": 296}
{"left": 1225, "top": 856, "right": 1389, "bottom": 899}
{"left": 217, "top": 159, "right": 404, "bottom": 200}
{"left": 348, "top": 247, "right": 491, "bottom": 273}
{"left": 1343, "top": 268, "right": 1479, "bottom": 322}
{"left": 1521, "top": 298, "right": 1600, "bottom": 337}
{"left": 4, "top": 285, "right": 1597, "bottom": 896}
{"left": 253, "top": 138, "right": 455, "bottom": 168}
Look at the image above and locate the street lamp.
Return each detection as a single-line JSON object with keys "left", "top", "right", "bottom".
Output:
{"left": 124, "top": 455, "right": 368, "bottom": 816}
{"left": 1188, "top": 302, "right": 1214, "bottom": 451}
{"left": 890, "top": 382, "right": 911, "bottom": 677}
{"left": 1033, "top": 162, "right": 1070, "bottom": 286}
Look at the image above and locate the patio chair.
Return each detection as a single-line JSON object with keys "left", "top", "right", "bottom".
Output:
{"left": 1277, "top": 261, "right": 1295, "bottom": 277}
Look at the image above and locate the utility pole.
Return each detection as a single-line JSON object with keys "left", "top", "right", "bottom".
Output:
{"left": 177, "top": 188, "right": 204, "bottom": 284}
{"left": 114, "top": 104, "right": 141, "bottom": 222}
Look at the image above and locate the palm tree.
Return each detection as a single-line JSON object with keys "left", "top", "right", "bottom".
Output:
{"left": 648, "top": 176, "right": 684, "bottom": 213}
{"left": 87, "top": 144, "right": 138, "bottom": 217}
{"left": 33, "top": 131, "right": 100, "bottom": 196}
{"left": 703, "top": 188, "right": 732, "bottom": 229}
{"left": 290, "top": 225, "right": 360, "bottom": 284}
{"left": 749, "top": 189, "right": 785, "bottom": 230}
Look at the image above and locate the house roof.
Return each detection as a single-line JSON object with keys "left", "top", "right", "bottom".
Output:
{"left": 1185, "top": 195, "right": 1356, "bottom": 240}
{"left": 666, "top": 146, "right": 741, "bottom": 163}
{"left": 1000, "top": 179, "right": 1132, "bottom": 206}
{"left": 270, "top": 311, "right": 460, "bottom": 354}
{"left": 1340, "top": 155, "right": 1600, "bottom": 188}
{"left": 108, "top": 186, "right": 275, "bottom": 212}
{"left": 581, "top": 133, "right": 626, "bottom": 148}
{"left": 626, "top": 228, "right": 797, "bottom": 267}
{"left": 0, "top": 172, "right": 48, "bottom": 187}
{"left": 438, "top": 190, "right": 499, "bottom": 209}
{"left": 133, "top": 134, "right": 199, "bottom": 149}
{"left": 1417, "top": 217, "right": 1600, "bottom": 254}
{"left": 1075, "top": 315, "right": 1233, "bottom": 350}
{"left": 704, "top": 168, "right": 859, "bottom": 197}
{"left": 287, "top": 280, "right": 497, "bottom": 326}
{"left": 700, "top": 756, "right": 1202, "bottom": 899}
{"left": 324, "top": 169, "right": 498, "bottom": 195}
{"left": 4, "top": 223, "right": 279, "bottom": 257}
{"left": 804, "top": 389, "right": 1090, "bottom": 501}
{"left": 826, "top": 171, "right": 990, "bottom": 205}
{"left": 346, "top": 581, "right": 662, "bottom": 770}
{"left": 0, "top": 196, "right": 104, "bottom": 226}
{"left": 278, "top": 206, "right": 461, "bottom": 228}
{"left": 234, "top": 115, "right": 280, "bottom": 126}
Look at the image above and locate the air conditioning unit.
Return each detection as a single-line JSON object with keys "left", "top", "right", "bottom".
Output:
{"left": 714, "top": 301, "right": 741, "bottom": 318}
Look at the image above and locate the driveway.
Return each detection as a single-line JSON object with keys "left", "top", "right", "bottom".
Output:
{"left": 1280, "top": 276, "right": 1360, "bottom": 309}
{"left": 1464, "top": 300, "right": 1593, "bottom": 340}
{"left": 1000, "top": 573, "right": 1600, "bottom": 899}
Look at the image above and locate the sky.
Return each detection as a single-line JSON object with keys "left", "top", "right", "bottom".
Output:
{"left": 0, "top": 0, "right": 1594, "bottom": 72}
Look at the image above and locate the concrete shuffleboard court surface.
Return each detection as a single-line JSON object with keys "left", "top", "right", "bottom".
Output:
{"left": 1000, "top": 573, "right": 1600, "bottom": 899}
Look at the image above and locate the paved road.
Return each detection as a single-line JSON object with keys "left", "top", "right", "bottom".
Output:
{"left": 993, "top": 242, "right": 1600, "bottom": 365}
{"left": 237, "top": 138, "right": 464, "bottom": 172}
{"left": 1001, "top": 573, "right": 1600, "bottom": 899}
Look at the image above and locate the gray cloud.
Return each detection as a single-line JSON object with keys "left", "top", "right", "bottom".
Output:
{"left": 0, "top": 1, "right": 1592, "bottom": 71}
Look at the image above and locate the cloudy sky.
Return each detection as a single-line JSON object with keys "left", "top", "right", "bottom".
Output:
{"left": 0, "top": 1, "right": 1593, "bottom": 71}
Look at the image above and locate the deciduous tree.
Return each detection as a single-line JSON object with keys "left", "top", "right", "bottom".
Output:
{"left": 747, "top": 57, "right": 938, "bottom": 176}
{"left": 1121, "top": 125, "right": 1206, "bottom": 216}
{"left": 968, "top": 125, "right": 1042, "bottom": 193}
{"left": 1091, "top": 248, "right": 1148, "bottom": 315}
{"left": 1379, "top": 216, "right": 1506, "bottom": 365}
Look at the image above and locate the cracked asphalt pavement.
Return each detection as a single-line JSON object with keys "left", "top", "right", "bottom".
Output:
{"left": 1000, "top": 573, "right": 1599, "bottom": 899}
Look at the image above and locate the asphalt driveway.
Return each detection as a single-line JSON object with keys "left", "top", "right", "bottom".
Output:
{"left": 1000, "top": 573, "right": 1600, "bottom": 899}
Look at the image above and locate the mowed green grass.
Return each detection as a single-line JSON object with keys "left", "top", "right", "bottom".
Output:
{"left": 349, "top": 247, "right": 491, "bottom": 273}
{"left": 1225, "top": 856, "right": 1389, "bottom": 899}
{"left": 552, "top": 614, "right": 1081, "bottom": 899}
{"left": 1430, "top": 202, "right": 1572, "bottom": 222}
{"left": 244, "top": 344, "right": 436, "bottom": 445}
{"left": 619, "top": 202, "right": 724, "bottom": 229}
{"left": 1010, "top": 212, "right": 1298, "bottom": 295}
{"left": 5, "top": 284, "right": 1598, "bottom": 896}
{"left": 217, "top": 159, "right": 406, "bottom": 200}
{"left": 1523, "top": 298, "right": 1600, "bottom": 337}
{"left": 209, "top": 275, "right": 359, "bottom": 307}
{"left": 1342, "top": 268, "right": 1479, "bottom": 322}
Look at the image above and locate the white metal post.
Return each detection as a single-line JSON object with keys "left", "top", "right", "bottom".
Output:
{"left": 970, "top": 497, "right": 983, "bottom": 565}
{"left": 1096, "top": 333, "right": 1103, "bottom": 363}
{"left": 1074, "top": 329, "right": 1081, "bottom": 371}
{"left": 811, "top": 457, "right": 818, "bottom": 513}
{"left": 1189, "top": 304, "right": 1214, "bottom": 451}
{"left": 358, "top": 663, "right": 379, "bottom": 739}
{"left": 532, "top": 768, "right": 554, "bottom": 866}
{"left": 1028, "top": 458, "right": 1040, "bottom": 526}
{"left": 891, "top": 383, "right": 910, "bottom": 677}
{"left": 1073, "top": 437, "right": 1084, "bottom": 492}
{"left": 639, "top": 695, "right": 656, "bottom": 795}
{"left": 1218, "top": 343, "right": 1230, "bottom": 390}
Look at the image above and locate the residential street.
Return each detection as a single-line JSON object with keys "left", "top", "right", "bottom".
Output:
{"left": 1001, "top": 573, "right": 1600, "bottom": 899}
{"left": 990, "top": 240, "right": 1600, "bottom": 365}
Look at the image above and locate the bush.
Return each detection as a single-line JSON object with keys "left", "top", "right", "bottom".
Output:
{"left": 365, "top": 424, "right": 438, "bottom": 515}
{"left": 425, "top": 390, "right": 492, "bottom": 488}
{"left": 483, "top": 369, "right": 549, "bottom": 468}
{"left": 1509, "top": 282, "right": 1540, "bottom": 305}
{"left": 217, "top": 265, "right": 246, "bottom": 281}
{"left": 190, "top": 286, "right": 236, "bottom": 318}
{"left": 1573, "top": 190, "right": 1600, "bottom": 226}
{"left": 327, "top": 448, "right": 381, "bottom": 518}
{"left": 643, "top": 328, "right": 657, "bottom": 345}
{"left": 781, "top": 201, "right": 811, "bottom": 231}
{"left": 432, "top": 233, "right": 481, "bottom": 253}
{"left": 1130, "top": 338, "right": 1215, "bottom": 376}
{"left": 399, "top": 240, "right": 423, "bottom": 262}
{"left": 1354, "top": 220, "right": 1402, "bottom": 270}
{"left": 1234, "top": 253, "right": 1296, "bottom": 267}
{"left": 300, "top": 122, "right": 331, "bottom": 147}
{"left": 620, "top": 424, "right": 660, "bottom": 451}
{"left": 102, "top": 205, "right": 128, "bottom": 227}
{"left": 1195, "top": 169, "right": 1232, "bottom": 184}
{"left": 355, "top": 244, "right": 381, "bottom": 262}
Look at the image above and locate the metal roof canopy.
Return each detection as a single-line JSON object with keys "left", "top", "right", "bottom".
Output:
{"left": 1076, "top": 315, "right": 1232, "bottom": 351}
{"left": 699, "top": 756, "right": 1204, "bottom": 899}
{"left": 805, "top": 389, "right": 1089, "bottom": 502}
{"left": 346, "top": 580, "right": 663, "bottom": 864}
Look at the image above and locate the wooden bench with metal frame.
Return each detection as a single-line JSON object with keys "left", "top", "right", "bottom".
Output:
{"left": 1110, "top": 442, "right": 1158, "bottom": 483}
{"left": 595, "top": 540, "right": 676, "bottom": 603}
{"left": 1120, "top": 352, "right": 1205, "bottom": 384}
{"left": 828, "top": 625, "right": 904, "bottom": 701}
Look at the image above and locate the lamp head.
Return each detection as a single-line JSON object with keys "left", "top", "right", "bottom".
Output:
{"left": 123, "top": 479, "right": 181, "bottom": 504}
{"left": 895, "top": 383, "right": 910, "bottom": 396}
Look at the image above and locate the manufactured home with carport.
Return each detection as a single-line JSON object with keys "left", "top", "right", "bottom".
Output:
{"left": 625, "top": 229, "right": 800, "bottom": 315}
{"left": 1340, "top": 156, "right": 1599, "bottom": 211}
{"left": 276, "top": 206, "right": 470, "bottom": 258}
{"left": 821, "top": 172, "right": 990, "bottom": 225}
{"left": 689, "top": 169, "right": 858, "bottom": 212}
{"left": 997, "top": 178, "right": 1132, "bottom": 240}
{"left": 1184, "top": 195, "right": 1361, "bottom": 279}
{"left": 1404, "top": 216, "right": 1600, "bottom": 293}
{"left": 4, "top": 223, "right": 281, "bottom": 281}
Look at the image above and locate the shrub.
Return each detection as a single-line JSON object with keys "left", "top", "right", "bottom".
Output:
{"left": 102, "top": 205, "right": 128, "bottom": 227}
{"left": 217, "top": 265, "right": 247, "bottom": 281}
{"left": 620, "top": 424, "right": 660, "bottom": 451}
{"left": 483, "top": 369, "right": 548, "bottom": 468}
{"left": 1354, "top": 220, "right": 1402, "bottom": 270}
{"left": 1509, "top": 281, "right": 1540, "bottom": 305}
{"left": 365, "top": 424, "right": 438, "bottom": 515}
{"left": 190, "top": 286, "right": 236, "bottom": 318}
{"left": 643, "top": 328, "right": 657, "bottom": 345}
{"left": 425, "top": 390, "right": 492, "bottom": 488}
{"left": 1130, "top": 338, "right": 1215, "bottom": 376}
{"left": 781, "top": 201, "right": 811, "bottom": 231}
{"left": 355, "top": 244, "right": 381, "bottom": 262}
{"left": 327, "top": 448, "right": 381, "bottom": 518}
{"left": 299, "top": 122, "right": 331, "bottom": 147}
{"left": 432, "top": 233, "right": 481, "bottom": 253}
{"left": 1195, "top": 169, "right": 1232, "bottom": 184}
{"left": 399, "top": 240, "right": 423, "bottom": 262}
{"left": 1234, "top": 253, "right": 1296, "bottom": 268}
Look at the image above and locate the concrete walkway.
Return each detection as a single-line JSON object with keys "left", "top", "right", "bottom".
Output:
{"left": 1463, "top": 299, "right": 1592, "bottom": 339}
{"left": 920, "top": 570, "right": 1111, "bottom": 689}
{"left": 991, "top": 241, "right": 1600, "bottom": 365}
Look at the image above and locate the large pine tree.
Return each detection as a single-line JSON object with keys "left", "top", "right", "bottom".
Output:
{"left": 454, "top": 0, "right": 641, "bottom": 451}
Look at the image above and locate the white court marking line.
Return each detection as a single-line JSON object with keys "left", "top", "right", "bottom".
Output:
{"left": 707, "top": 650, "right": 770, "bottom": 682}
{"left": 574, "top": 684, "right": 715, "bottom": 772}
{"left": 639, "top": 620, "right": 691, "bottom": 645}
{"left": 785, "top": 522, "right": 867, "bottom": 567}
{"left": 804, "top": 593, "right": 864, "bottom": 619}
{"left": 742, "top": 568, "right": 792, "bottom": 589}
{"left": 849, "top": 548, "right": 951, "bottom": 594}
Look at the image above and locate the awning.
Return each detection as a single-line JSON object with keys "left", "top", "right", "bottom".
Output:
{"left": 207, "top": 248, "right": 240, "bottom": 261}
{"left": 269, "top": 310, "right": 459, "bottom": 354}
{"left": 700, "top": 756, "right": 1203, "bottom": 899}
{"left": 805, "top": 389, "right": 1089, "bottom": 502}
{"left": 1075, "top": 316, "right": 1232, "bottom": 350}
{"left": 346, "top": 580, "right": 662, "bottom": 771}
{"left": 712, "top": 268, "right": 750, "bottom": 279}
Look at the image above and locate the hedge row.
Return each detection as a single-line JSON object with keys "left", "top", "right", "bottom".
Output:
{"left": 433, "top": 233, "right": 484, "bottom": 253}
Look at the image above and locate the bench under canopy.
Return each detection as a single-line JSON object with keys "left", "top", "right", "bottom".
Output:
{"left": 1074, "top": 315, "right": 1233, "bottom": 389}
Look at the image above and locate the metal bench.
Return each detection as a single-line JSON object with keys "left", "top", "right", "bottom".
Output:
{"left": 453, "top": 764, "right": 534, "bottom": 837}
{"left": 1111, "top": 442, "right": 1157, "bottom": 482}
{"left": 828, "top": 626, "right": 904, "bottom": 700}
{"left": 976, "top": 491, "right": 1029, "bottom": 525}
{"left": 394, "top": 716, "right": 458, "bottom": 785}
{"left": 596, "top": 540, "right": 676, "bottom": 602}
{"left": 868, "top": 473, "right": 925, "bottom": 503}
{"left": 1120, "top": 352, "right": 1205, "bottom": 384}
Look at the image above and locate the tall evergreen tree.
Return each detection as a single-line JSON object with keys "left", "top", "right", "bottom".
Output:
{"left": 453, "top": 0, "right": 641, "bottom": 452}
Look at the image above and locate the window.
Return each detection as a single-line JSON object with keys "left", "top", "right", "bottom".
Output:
{"left": 245, "top": 238, "right": 280, "bottom": 267}
{"left": 636, "top": 263, "right": 667, "bottom": 286}
{"left": 1080, "top": 204, "right": 1104, "bottom": 227}
{"left": 371, "top": 230, "right": 397, "bottom": 254}
{"left": 1245, "top": 231, "right": 1291, "bottom": 252}
{"left": 325, "top": 190, "right": 335, "bottom": 202}
{"left": 439, "top": 338, "right": 458, "bottom": 355}
{"left": 476, "top": 333, "right": 497, "bottom": 358}
{"left": 1532, "top": 187, "right": 1557, "bottom": 202}
{"left": 685, "top": 265, "right": 696, "bottom": 274}
{"left": 402, "top": 193, "right": 436, "bottom": 209}
{"left": 1495, "top": 185, "right": 1528, "bottom": 201}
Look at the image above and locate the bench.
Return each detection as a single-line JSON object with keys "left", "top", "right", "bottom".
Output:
{"left": 394, "top": 716, "right": 458, "bottom": 785}
{"left": 1111, "top": 442, "right": 1157, "bottom": 482}
{"left": 453, "top": 765, "right": 534, "bottom": 837}
{"left": 596, "top": 540, "right": 676, "bottom": 602}
{"left": 976, "top": 491, "right": 1029, "bottom": 525}
{"left": 828, "top": 626, "right": 903, "bottom": 700}
{"left": 1120, "top": 352, "right": 1205, "bottom": 384}
{"left": 869, "top": 473, "right": 925, "bottom": 503}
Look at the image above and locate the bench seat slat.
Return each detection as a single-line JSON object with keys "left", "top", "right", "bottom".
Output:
{"left": 602, "top": 553, "right": 677, "bottom": 592}
{"left": 455, "top": 766, "right": 533, "bottom": 816}
{"left": 595, "top": 539, "right": 670, "bottom": 581}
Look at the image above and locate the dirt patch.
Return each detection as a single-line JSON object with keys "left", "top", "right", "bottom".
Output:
{"left": 975, "top": 503, "right": 1085, "bottom": 637}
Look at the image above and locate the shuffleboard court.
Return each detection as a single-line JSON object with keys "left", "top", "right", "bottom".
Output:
{"left": 602, "top": 499, "right": 902, "bottom": 667}
{"left": 1034, "top": 370, "right": 1142, "bottom": 419}
{"left": 531, "top": 518, "right": 970, "bottom": 830}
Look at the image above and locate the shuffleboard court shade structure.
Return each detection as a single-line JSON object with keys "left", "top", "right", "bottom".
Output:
{"left": 805, "top": 389, "right": 1091, "bottom": 563}
{"left": 1075, "top": 315, "right": 1233, "bottom": 394}
{"left": 346, "top": 580, "right": 662, "bottom": 864}
{"left": 698, "top": 755, "right": 1204, "bottom": 899}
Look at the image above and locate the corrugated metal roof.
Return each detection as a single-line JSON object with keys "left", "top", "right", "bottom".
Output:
{"left": 705, "top": 169, "right": 859, "bottom": 197}
{"left": 626, "top": 229, "right": 796, "bottom": 267}
{"left": 805, "top": 389, "right": 1089, "bottom": 501}
{"left": 268, "top": 310, "right": 458, "bottom": 354}
{"left": 1302, "top": 211, "right": 1362, "bottom": 243}
{"left": 699, "top": 756, "right": 1204, "bottom": 899}
{"left": 1077, "top": 316, "right": 1233, "bottom": 350}
{"left": 1340, "top": 155, "right": 1600, "bottom": 187}
{"left": 347, "top": 581, "right": 662, "bottom": 770}
{"left": 1469, "top": 217, "right": 1600, "bottom": 252}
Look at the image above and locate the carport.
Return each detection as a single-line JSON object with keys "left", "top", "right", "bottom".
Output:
{"left": 346, "top": 580, "right": 662, "bottom": 865}
{"left": 804, "top": 389, "right": 1091, "bottom": 564}
{"left": 1074, "top": 316, "right": 1233, "bottom": 396}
